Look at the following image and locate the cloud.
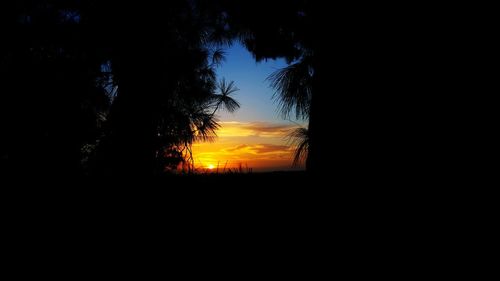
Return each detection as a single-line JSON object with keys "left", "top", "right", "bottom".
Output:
{"left": 218, "top": 121, "right": 303, "bottom": 138}
{"left": 192, "top": 121, "right": 306, "bottom": 171}
{"left": 224, "top": 144, "right": 249, "bottom": 152}
{"left": 251, "top": 144, "right": 290, "bottom": 154}
{"left": 221, "top": 143, "right": 291, "bottom": 156}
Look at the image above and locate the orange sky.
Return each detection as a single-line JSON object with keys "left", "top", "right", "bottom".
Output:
{"left": 192, "top": 121, "right": 305, "bottom": 172}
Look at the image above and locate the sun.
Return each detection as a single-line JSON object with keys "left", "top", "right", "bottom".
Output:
{"left": 207, "top": 164, "right": 215, "bottom": 170}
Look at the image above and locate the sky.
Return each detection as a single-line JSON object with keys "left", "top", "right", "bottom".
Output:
{"left": 192, "top": 42, "right": 306, "bottom": 172}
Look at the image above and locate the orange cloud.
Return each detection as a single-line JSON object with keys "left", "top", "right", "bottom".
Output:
{"left": 221, "top": 143, "right": 290, "bottom": 156}
{"left": 192, "top": 121, "right": 306, "bottom": 172}
{"left": 251, "top": 144, "right": 290, "bottom": 154}
{"left": 223, "top": 144, "right": 250, "bottom": 152}
{"left": 217, "top": 121, "right": 299, "bottom": 138}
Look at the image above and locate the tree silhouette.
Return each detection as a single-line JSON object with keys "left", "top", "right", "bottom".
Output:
{"left": 0, "top": 0, "right": 323, "bottom": 176}
{"left": 268, "top": 57, "right": 312, "bottom": 121}
{"left": 0, "top": 0, "right": 111, "bottom": 176}
{"left": 268, "top": 56, "right": 312, "bottom": 169}
{"left": 154, "top": 78, "right": 239, "bottom": 174}
{"left": 82, "top": 0, "right": 237, "bottom": 176}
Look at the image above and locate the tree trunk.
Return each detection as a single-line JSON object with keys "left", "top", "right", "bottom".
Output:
{"left": 96, "top": 32, "right": 162, "bottom": 176}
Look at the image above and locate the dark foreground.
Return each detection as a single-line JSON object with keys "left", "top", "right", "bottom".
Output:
{"left": 3, "top": 169, "right": 456, "bottom": 271}
{"left": 162, "top": 171, "right": 310, "bottom": 187}
{"left": 4, "top": 170, "right": 435, "bottom": 217}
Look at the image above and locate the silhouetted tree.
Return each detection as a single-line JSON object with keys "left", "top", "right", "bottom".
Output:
{"left": 1, "top": 0, "right": 323, "bottom": 176}
{"left": 0, "top": 0, "right": 110, "bottom": 176}
{"left": 83, "top": 0, "right": 237, "bottom": 175}
{"left": 268, "top": 56, "right": 312, "bottom": 168}
{"left": 156, "top": 78, "right": 239, "bottom": 173}
{"left": 268, "top": 57, "right": 312, "bottom": 121}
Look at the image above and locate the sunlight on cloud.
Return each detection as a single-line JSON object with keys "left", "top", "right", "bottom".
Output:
{"left": 217, "top": 121, "right": 298, "bottom": 138}
{"left": 192, "top": 121, "right": 305, "bottom": 171}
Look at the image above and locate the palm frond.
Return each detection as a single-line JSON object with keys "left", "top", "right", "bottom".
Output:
{"left": 268, "top": 58, "right": 312, "bottom": 120}
{"left": 209, "top": 78, "right": 240, "bottom": 113}
{"left": 192, "top": 113, "right": 220, "bottom": 142}
{"left": 287, "top": 127, "right": 309, "bottom": 167}
{"left": 218, "top": 94, "right": 240, "bottom": 113}
{"left": 211, "top": 49, "right": 226, "bottom": 67}
{"left": 219, "top": 78, "right": 239, "bottom": 97}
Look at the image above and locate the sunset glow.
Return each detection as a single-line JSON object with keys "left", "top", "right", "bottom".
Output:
{"left": 193, "top": 121, "right": 305, "bottom": 172}
{"left": 191, "top": 43, "right": 306, "bottom": 173}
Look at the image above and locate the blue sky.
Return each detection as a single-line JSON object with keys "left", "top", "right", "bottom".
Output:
{"left": 215, "top": 42, "right": 289, "bottom": 123}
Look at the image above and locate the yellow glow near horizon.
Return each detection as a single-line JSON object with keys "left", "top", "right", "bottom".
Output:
{"left": 192, "top": 121, "right": 306, "bottom": 172}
